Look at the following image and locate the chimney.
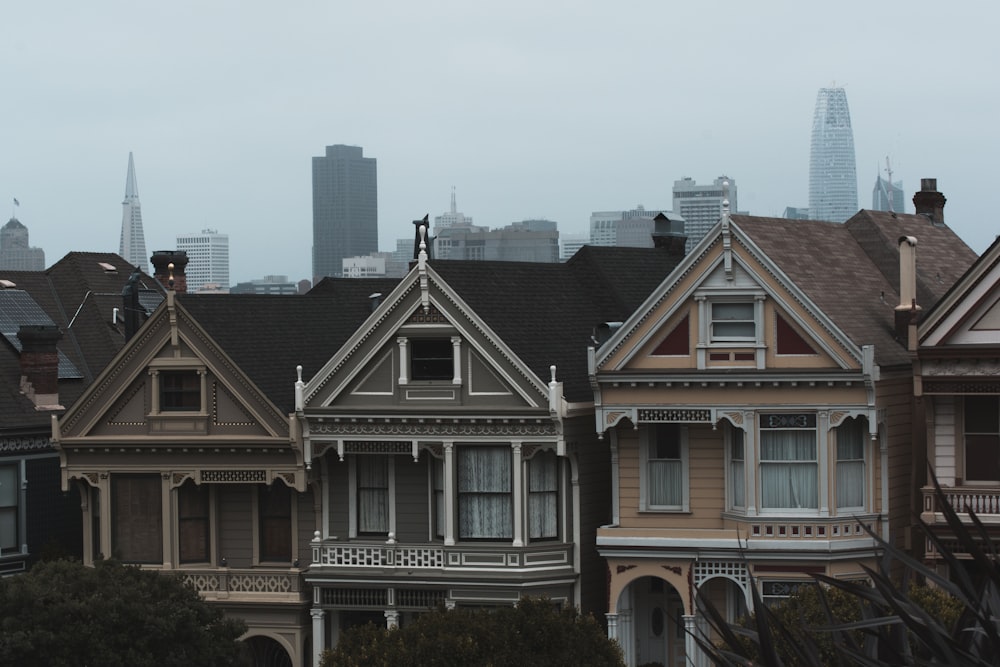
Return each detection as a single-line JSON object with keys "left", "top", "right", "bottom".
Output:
{"left": 895, "top": 236, "right": 921, "bottom": 347}
{"left": 912, "top": 178, "right": 946, "bottom": 225}
{"left": 651, "top": 213, "right": 688, "bottom": 260}
{"left": 17, "top": 324, "right": 63, "bottom": 410}
{"left": 150, "top": 250, "right": 189, "bottom": 293}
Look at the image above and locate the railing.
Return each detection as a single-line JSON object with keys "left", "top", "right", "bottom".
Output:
{"left": 922, "top": 486, "right": 1000, "bottom": 520}
{"left": 309, "top": 538, "right": 573, "bottom": 572}
{"left": 182, "top": 567, "right": 305, "bottom": 600}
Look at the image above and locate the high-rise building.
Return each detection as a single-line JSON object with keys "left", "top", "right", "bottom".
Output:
{"left": 672, "top": 176, "right": 736, "bottom": 252}
{"left": 434, "top": 219, "right": 559, "bottom": 263}
{"left": 118, "top": 152, "right": 148, "bottom": 270}
{"left": 434, "top": 188, "right": 472, "bottom": 229}
{"left": 176, "top": 229, "right": 230, "bottom": 292}
{"left": 589, "top": 206, "right": 672, "bottom": 247}
{"left": 0, "top": 217, "right": 45, "bottom": 270}
{"left": 312, "top": 145, "right": 378, "bottom": 282}
{"left": 808, "top": 88, "right": 858, "bottom": 222}
{"left": 872, "top": 175, "right": 905, "bottom": 213}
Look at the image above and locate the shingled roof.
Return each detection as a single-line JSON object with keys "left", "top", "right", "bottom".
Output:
{"left": 0, "top": 253, "right": 163, "bottom": 438}
{"left": 733, "top": 211, "right": 977, "bottom": 368}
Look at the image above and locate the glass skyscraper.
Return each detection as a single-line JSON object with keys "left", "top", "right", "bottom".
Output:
{"left": 312, "top": 145, "right": 378, "bottom": 282}
{"left": 808, "top": 88, "right": 858, "bottom": 223}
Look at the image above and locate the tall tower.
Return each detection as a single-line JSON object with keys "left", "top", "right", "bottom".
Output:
{"left": 176, "top": 229, "right": 230, "bottom": 292}
{"left": 808, "top": 88, "right": 858, "bottom": 222}
{"left": 119, "top": 152, "right": 148, "bottom": 270}
{"left": 312, "top": 145, "right": 378, "bottom": 282}
{"left": 672, "top": 176, "right": 736, "bottom": 252}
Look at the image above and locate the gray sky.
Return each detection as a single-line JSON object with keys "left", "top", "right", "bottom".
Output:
{"left": 3, "top": 1, "right": 997, "bottom": 284}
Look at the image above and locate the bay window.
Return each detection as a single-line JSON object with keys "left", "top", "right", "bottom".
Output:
{"left": 458, "top": 446, "right": 511, "bottom": 539}
{"left": 528, "top": 450, "right": 558, "bottom": 540}
{"left": 760, "top": 414, "right": 817, "bottom": 510}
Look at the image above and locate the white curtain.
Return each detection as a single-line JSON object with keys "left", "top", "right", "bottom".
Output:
{"left": 458, "top": 447, "right": 512, "bottom": 539}
{"left": 357, "top": 456, "right": 389, "bottom": 534}
{"left": 649, "top": 459, "right": 683, "bottom": 506}
{"left": 529, "top": 451, "right": 558, "bottom": 539}
{"left": 760, "top": 430, "right": 817, "bottom": 509}
{"left": 836, "top": 418, "right": 866, "bottom": 509}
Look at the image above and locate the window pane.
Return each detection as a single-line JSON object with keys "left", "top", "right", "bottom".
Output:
{"left": 113, "top": 476, "right": 163, "bottom": 563}
{"left": 836, "top": 418, "right": 866, "bottom": 509}
{"left": 529, "top": 452, "right": 558, "bottom": 539}
{"left": 458, "top": 447, "right": 511, "bottom": 539}
{"left": 730, "top": 429, "right": 745, "bottom": 508}
{"left": 966, "top": 435, "right": 1000, "bottom": 481}
{"left": 161, "top": 371, "right": 200, "bottom": 411}
{"left": 760, "top": 429, "right": 817, "bottom": 509}
{"left": 649, "top": 460, "right": 682, "bottom": 506}
{"left": 259, "top": 484, "right": 292, "bottom": 562}
{"left": 178, "top": 482, "right": 210, "bottom": 563}
{"left": 713, "top": 303, "right": 754, "bottom": 320}
{"left": 0, "top": 466, "right": 17, "bottom": 553}
{"left": 965, "top": 396, "right": 999, "bottom": 434}
{"left": 358, "top": 456, "right": 389, "bottom": 534}
{"left": 411, "top": 339, "right": 454, "bottom": 381}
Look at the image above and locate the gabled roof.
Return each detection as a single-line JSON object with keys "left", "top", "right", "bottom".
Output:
{"left": 726, "top": 212, "right": 975, "bottom": 367}
{"left": 0, "top": 252, "right": 163, "bottom": 436}
{"left": 427, "top": 246, "right": 684, "bottom": 401}
{"left": 178, "top": 278, "right": 402, "bottom": 414}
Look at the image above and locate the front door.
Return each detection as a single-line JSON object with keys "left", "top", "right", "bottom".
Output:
{"left": 634, "top": 577, "right": 682, "bottom": 667}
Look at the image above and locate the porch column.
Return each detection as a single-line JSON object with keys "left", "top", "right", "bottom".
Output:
{"left": 310, "top": 608, "right": 326, "bottom": 664}
{"left": 99, "top": 474, "right": 112, "bottom": 560}
{"left": 384, "top": 609, "right": 400, "bottom": 629}
{"left": 511, "top": 442, "right": 523, "bottom": 547}
{"left": 397, "top": 337, "right": 409, "bottom": 385}
{"left": 605, "top": 612, "right": 619, "bottom": 644}
{"left": 619, "top": 610, "right": 634, "bottom": 667}
{"left": 160, "top": 473, "right": 172, "bottom": 568}
{"left": 683, "top": 614, "right": 701, "bottom": 667}
{"left": 443, "top": 441, "right": 455, "bottom": 546}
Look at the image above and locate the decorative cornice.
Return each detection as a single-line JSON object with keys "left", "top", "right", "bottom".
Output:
{"left": 0, "top": 435, "right": 53, "bottom": 453}
{"left": 638, "top": 408, "right": 712, "bottom": 423}
{"left": 921, "top": 358, "right": 1000, "bottom": 377}
{"left": 311, "top": 420, "right": 557, "bottom": 438}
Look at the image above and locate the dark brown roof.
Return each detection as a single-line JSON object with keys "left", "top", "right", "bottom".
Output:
{"left": 732, "top": 211, "right": 976, "bottom": 368}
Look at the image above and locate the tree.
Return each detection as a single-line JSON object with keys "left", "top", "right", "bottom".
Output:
{"left": 0, "top": 558, "right": 247, "bottom": 667}
{"left": 322, "top": 596, "right": 624, "bottom": 667}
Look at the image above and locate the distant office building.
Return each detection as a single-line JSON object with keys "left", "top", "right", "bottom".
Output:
{"left": 0, "top": 217, "right": 45, "bottom": 270}
{"left": 808, "top": 88, "right": 858, "bottom": 222}
{"left": 231, "top": 275, "right": 300, "bottom": 295}
{"left": 312, "top": 145, "right": 378, "bottom": 282}
{"left": 434, "top": 188, "right": 472, "bottom": 229}
{"left": 435, "top": 220, "right": 559, "bottom": 263}
{"left": 343, "top": 254, "right": 387, "bottom": 278}
{"left": 672, "top": 176, "right": 735, "bottom": 252}
{"left": 589, "top": 206, "right": 672, "bottom": 247}
{"left": 560, "top": 233, "right": 588, "bottom": 261}
{"left": 783, "top": 206, "right": 810, "bottom": 220}
{"left": 872, "top": 175, "right": 905, "bottom": 213}
{"left": 176, "top": 229, "right": 229, "bottom": 292}
{"left": 118, "top": 152, "right": 148, "bottom": 270}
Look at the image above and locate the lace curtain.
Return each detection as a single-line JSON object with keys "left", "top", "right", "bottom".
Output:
{"left": 458, "top": 447, "right": 512, "bottom": 539}
{"left": 357, "top": 456, "right": 389, "bottom": 534}
{"left": 529, "top": 451, "right": 558, "bottom": 539}
{"left": 836, "top": 418, "right": 866, "bottom": 509}
{"left": 760, "top": 430, "right": 817, "bottom": 509}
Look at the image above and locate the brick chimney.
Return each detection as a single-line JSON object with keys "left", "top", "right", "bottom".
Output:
{"left": 17, "top": 324, "right": 63, "bottom": 410}
{"left": 912, "top": 178, "right": 946, "bottom": 225}
{"left": 651, "top": 212, "right": 688, "bottom": 260}
{"left": 150, "top": 250, "right": 189, "bottom": 293}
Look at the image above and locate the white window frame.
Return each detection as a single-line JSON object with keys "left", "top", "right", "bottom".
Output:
{"left": 835, "top": 417, "right": 867, "bottom": 512}
{"left": 527, "top": 449, "right": 559, "bottom": 541}
{"left": 758, "top": 413, "right": 819, "bottom": 514}
{"left": 710, "top": 302, "right": 756, "bottom": 342}
{"left": 0, "top": 462, "right": 23, "bottom": 558}
{"left": 348, "top": 454, "right": 396, "bottom": 538}
{"left": 695, "top": 292, "right": 766, "bottom": 369}
{"left": 726, "top": 425, "right": 746, "bottom": 511}
{"left": 639, "top": 424, "right": 689, "bottom": 512}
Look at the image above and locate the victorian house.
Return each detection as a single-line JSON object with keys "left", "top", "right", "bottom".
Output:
{"left": 297, "top": 233, "right": 685, "bottom": 662}
{"left": 916, "top": 231, "right": 1000, "bottom": 573}
{"left": 1, "top": 252, "right": 162, "bottom": 576}
{"left": 53, "top": 253, "right": 400, "bottom": 667}
{"left": 588, "top": 184, "right": 975, "bottom": 667}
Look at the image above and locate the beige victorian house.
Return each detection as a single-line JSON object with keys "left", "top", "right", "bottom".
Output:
{"left": 589, "top": 188, "right": 975, "bottom": 666}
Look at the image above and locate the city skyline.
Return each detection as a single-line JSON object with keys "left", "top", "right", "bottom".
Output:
{"left": 3, "top": 2, "right": 997, "bottom": 284}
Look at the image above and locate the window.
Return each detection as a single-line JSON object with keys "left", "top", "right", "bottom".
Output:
{"left": 160, "top": 371, "right": 200, "bottom": 411}
{"left": 836, "top": 417, "right": 867, "bottom": 510}
{"left": 458, "top": 446, "right": 511, "bottom": 539}
{"left": 0, "top": 464, "right": 19, "bottom": 557}
{"left": 410, "top": 339, "right": 453, "bottom": 381}
{"left": 259, "top": 484, "right": 292, "bottom": 562}
{"left": 729, "top": 427, "right": 745, "bottom": 510}
{"left": 643, "top": 424, "right": 688, "bottom": 510}
{"left": 112, "top": 475, "right": 162, "bottom": 563}
{"left": 178, "top": 481, "right": 210, "bottom": 563}
{"left": 433, "top": 457, "right": 445, "bottom": 539}
{"left": 357, "top": 456, "right": 389, "bottom": 535}
{"left": 965, "top": 396, "right": 1000, "bottom": 482}
{"left": 711, "top": 302, "right": 755, "bottom": 342}
{"left": 759, "top": 414, "right": 817, "bottom": 510}
{"left": 528, "top": 450, "right": 558, "bottom": 540}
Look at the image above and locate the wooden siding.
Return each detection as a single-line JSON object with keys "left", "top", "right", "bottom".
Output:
{"left": 879, "top": 373, "right": 917, "bottom": 554}
{"left": 932, "top": 396, "right": 957, "bottom": 485}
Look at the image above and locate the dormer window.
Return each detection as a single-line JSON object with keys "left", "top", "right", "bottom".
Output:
{"left": 711, "top": 302, "right": 755, "bottom": 342}
{"left": 411, "top": 339, "right": 454, "bottom": 381}
{"left": 160, "top": 371, "right": 201, "bottom": 411}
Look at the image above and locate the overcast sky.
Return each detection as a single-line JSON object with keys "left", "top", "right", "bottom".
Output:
{"left": 3, "top": 1, "right": 997, "bottom": 284}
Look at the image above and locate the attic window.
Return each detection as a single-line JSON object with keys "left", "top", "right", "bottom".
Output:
{"left": 711, "top": 303, "right": 755, "bottom": 342}
{"left": 411, "top": 339, "right": 454, "bottom": 381}
{"left": 160, "top": 371, "right": 201, "bottom": 411}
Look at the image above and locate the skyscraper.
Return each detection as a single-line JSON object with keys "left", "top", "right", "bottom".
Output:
{"left": 176, "top": 229, "right": 230, "bottom": 292}
{"left": 808, "top": 88, "right": 858, "bottom": 222}
{"left": 0, "top": 216, "right": 45, "bottom": 270}
{"left": 118, "top": 152, "right": 148, "bottom": 270}
{"left": 872, "top": 175, "right": 905, "bottom": 213}
{"left": 312, "top": 145, "right": 378, "bottom": 282}
{"left": 672, "top": 176, "right": 736, "bottom": 252}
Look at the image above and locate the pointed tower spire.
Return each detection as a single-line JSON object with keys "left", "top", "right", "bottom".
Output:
{"left": 119, "top": 152, "right": 148, "bottom": 271}
{"left": 450, "top": 186, "right": 457, "bottom": 214}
